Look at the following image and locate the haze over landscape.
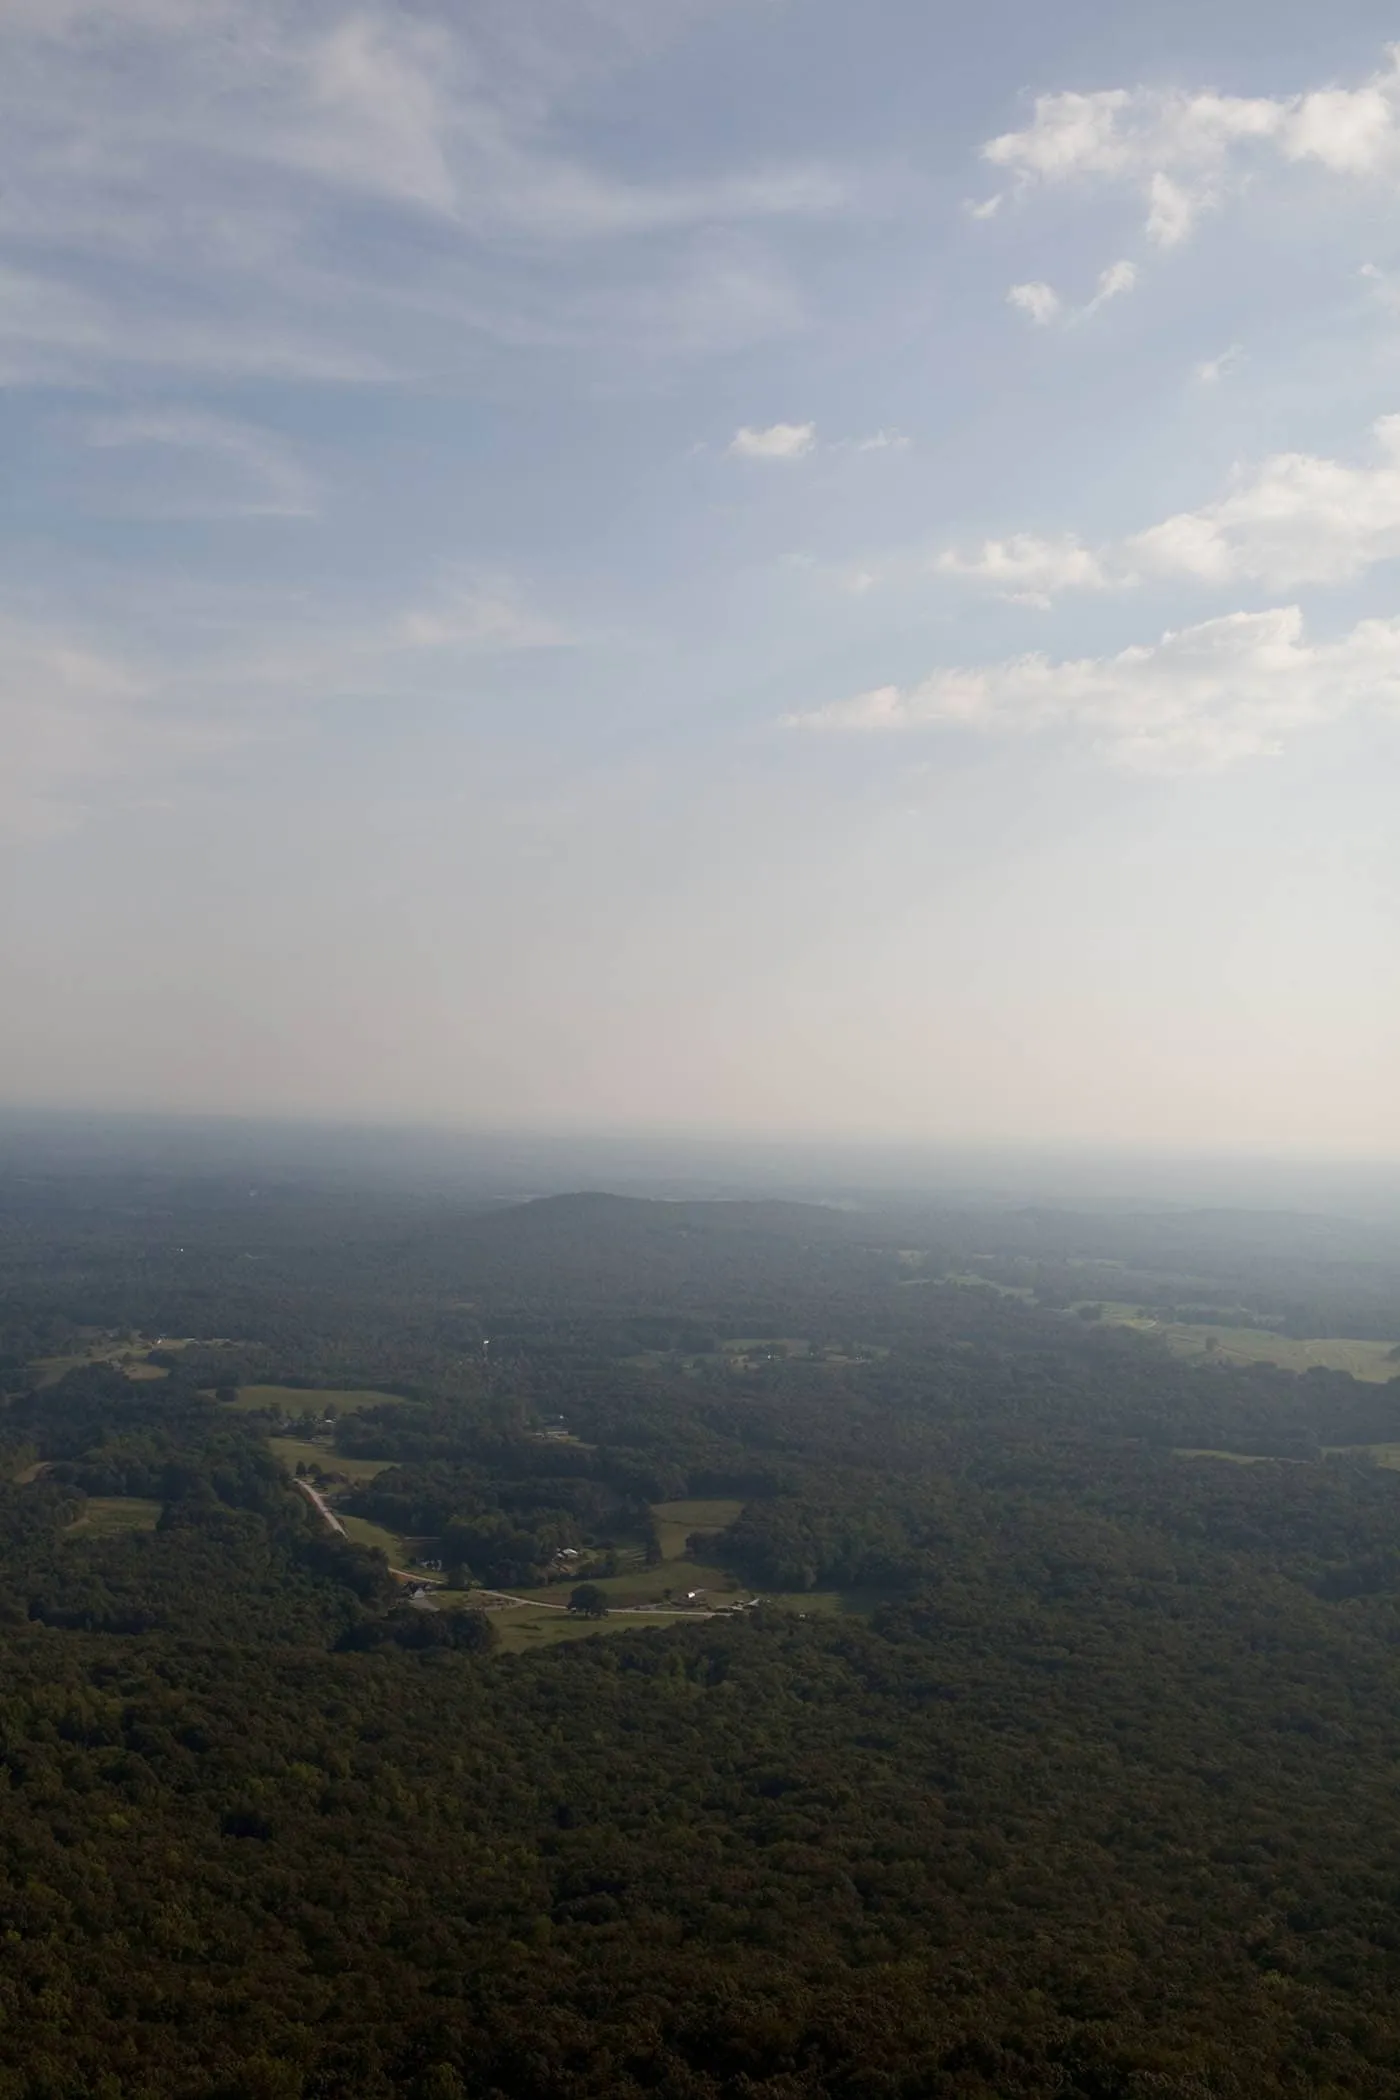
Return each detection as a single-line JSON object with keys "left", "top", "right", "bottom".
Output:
{"left": 12, "top": 17, "right": 1400, "bottom": 2095}
{"left": 3, "top": 0, "right": 1398, "bottom": 1153}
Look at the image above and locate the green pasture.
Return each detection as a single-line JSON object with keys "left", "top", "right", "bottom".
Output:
{"left": 1098, "top": 1308, "right": 1399, "bottom": 1381}
{"left": 33, "top": 1343, "right": 170, "bottom": 1386}
{"left": 1173, "top": 1448, "right": 1298, "bottom": 1466}
{"left": 338, "top": 1514, "right": 411, "bottom": 1562}
{"left": 650, "top": 1497, "right": 742, "bottom": 1559}
{"left": 1339, "top": 1443, "right": 1400, "bottom": 1471}
{"left": 477, "top": 1601, "right": 694, "bottom": 1653}
{"left": 268, "top": 1438, "right": 389, "bottom": 1483}
{"left": 65, "top": 1496, "right": 163, "bottom": 1537}
{"left": 509, "top": 1554, "right": 743, "bottom": 1611}
{"left": 224, "top": 1385, "right": 410, "bottom": 1416}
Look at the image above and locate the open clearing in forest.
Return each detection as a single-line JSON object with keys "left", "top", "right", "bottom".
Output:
{"left": 338, "top": 1513, "right": 414, "bottom": 1562}
{"left": 33, "top": 1341, "right": 171, "bottom": 1385}
{"left": 1096, "top": 1309, "right": 1398, "bottom": 1381}
{"left": 1174, "top": 1448, "right": 1301, "bottom": 1466}
{"left": 65, "top": 1496, "right": 163, "bottom": 1536}
{"left": 268, "top": 1438, "right": 390, "bottom": 1483}
{"left": 224, "top": 1385, "right": 409, "bottom": 1415}
{"left": 651, "top": 1497, "right": 742, "bottom": 1559}
{"left": 472, "top": 1600, "right": 702, "bottom": 1653}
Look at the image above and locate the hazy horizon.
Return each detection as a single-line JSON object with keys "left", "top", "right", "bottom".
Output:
{"left": 6, "top": 1106, "right": 1400, "bottom": 1224}
{"left": 4, "top": 2, "right": 1398, "bottom": 1150}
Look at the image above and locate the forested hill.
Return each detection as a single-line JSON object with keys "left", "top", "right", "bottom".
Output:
{"left": 3, "top": 1166, "right": 1400, "bottom": 2092}
{"left": 390, "top": 1191, "right": 906, "bottom": 1311}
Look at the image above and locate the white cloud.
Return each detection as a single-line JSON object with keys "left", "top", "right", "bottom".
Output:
{"left": 1127, "top": 413, "right": 1400, "bottom": 588}
{"left": 1082, "top": 258, "right": 1137, "bottom": 313}
{"left": 1007, "top": 280, "right": 1061, "bottom": 325}
{"left": 1145, "top": 171, "right": 1195, "bottom": 247}
{"left": 783, "top": 606, "right": 1400, "bottom": 772}
{"left": 1194, "top": 345, "right": 1243, "bottom": 384}
{"left": 85, "top": 408, "right": 316, "bottom": 517}
{"left": 964, "top": 195, "right": 1002, "bottom": 220}
{"left": 934, "top": 412, "right": 1400, "bottom": 600}
{"left": 850, "top": 429, "right": 910, "bottom": 452}
{"left": 728, "top": 421, "right": 816, "bottom": 460}
{"left": 980, "top": 46, "right": 1400, "bottom": 251}
{"left": 934, "top": 535, "right": 1111, "bottom": 607}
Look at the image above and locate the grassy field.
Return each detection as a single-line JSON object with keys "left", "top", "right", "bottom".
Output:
{"left": 267, "top": 1438, "right": 390, "bottom": 1483}
{"left": 651, "top": 1497, "right": 743, "bottom": 1559}
{"left": 224, "top": 1385, "right": 410, "bottom": 1416}
{"left": 338, "top": 1514, "right": 411, "bottom": 1562}
{"left": 32, "top": 1343, "right": 170, "bottom": 1386}
{"left": 65, "top": 1496, "right": 163, "bottom": 1536}
{"left": 480, "top": 1601, "right": 699, "bottom": 1653}
{"left": 1173, "top": 1448, "right": 1299, "bottom": 1466}
{"left": 1336, "top": 1443, "right": 1400, "bottom": 1471}
{"left": 1097, "top": 1308, "right": 1399, "bottom": 1381}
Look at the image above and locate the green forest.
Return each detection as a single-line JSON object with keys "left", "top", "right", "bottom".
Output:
{"left": 4, "top": 1162, "right": 1400, "bottom": 2095}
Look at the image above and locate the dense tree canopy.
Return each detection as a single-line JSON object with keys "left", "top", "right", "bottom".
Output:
{"left": 2, "top": 1170, "right": 1400, "bottom": 2093}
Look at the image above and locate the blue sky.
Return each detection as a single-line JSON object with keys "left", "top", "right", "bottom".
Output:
{"left": 2, "top": 0, "right": 1398, "bottom": 1151}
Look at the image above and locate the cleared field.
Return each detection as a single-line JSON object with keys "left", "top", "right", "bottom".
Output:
{"left": 65, "top": 1496, "right": 163, "bottom": 1536}
{"left": 1339, "top": 1443, "right": 1400, "bottom": 1471}
{"left": 338, "top": 1514, "right": 409, "bottom": 1561}
{"left": 481, "top": 1602, "right": 697, "bottom": 1653}
{"left": 267, "top": 1438, "right": 390, "bottom": 1483}
{"left": 224, "top": 1385, "right": 410, "bottom": 1416}
{"left": 651, "top": 1497, "right": 742, "bottom": 1559}
{"left": 1173, "top": 1448, "right": 1299, "bottom": 1466}
{"left": 33, "top": 1346, "right": 170, "bottom": 1386}
{"left": 510, "top": 1555, "right": 743, "bottom": 1611}
{"left": 1098, "top": 1309, "right": 1399, "bottom": 1381}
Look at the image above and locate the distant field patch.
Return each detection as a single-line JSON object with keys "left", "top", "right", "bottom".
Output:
{"left": 33, "top": 1343, "right": 171, "bottom": 1387}
{"left": 1338, "top": 1444, "right": 1400, "bottom": 1471}
{"left": 1173, "top": 1448, "right": 1300, "bottom": 1466}
{"left": 267, "top": 1438, "right": 389, "bottom": 1483}
{"left": 481, "top": 1602, "right": 694, "bottom": 1653}
{"left": 650, "top": 1497, "right": 742, "bottom": 1559}
{"left": 1098, "top": 1309, "right": 1399, "bottom": 1382}
{"left": 338, "top": 1514, "right": 409, "bottom": 1561}
{"left": 511, "top": 1555, "right": 742, "bottom": 1611}
{"left": 224, "top": 1385, "right": 410, "bottom": 1416}
{"left": 65, "top": 1497, "right": 162, "bottom": 1536}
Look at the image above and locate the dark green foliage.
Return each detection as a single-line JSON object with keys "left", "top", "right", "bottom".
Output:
{"left": 1, "top": 1167, "right": 1400, "bottom": 2092}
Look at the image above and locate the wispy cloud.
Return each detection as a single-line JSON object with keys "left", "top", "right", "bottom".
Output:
{"left": 1194, "top": 345, "right": 1244, "bottom": 384}
{"left": 397, "top": 572, "right": 574, "bottom": 651}
{"left": 1007, "top": 261, "right": 1135, "bottom": 328}
{"left": 783, "top": 606, "right": 1400, "bottom": 772}
{"left": 0, "top": 562, "right": 575, "bottom": 840}
{"left": 728, "top": 422, "right": 817, "bottom": 460}
{"left": 0, "top": 2, "right": 847, "bottom": 387}
{"left": 1082, "top": 258, "right": 1137, "bottom": 315}
{"left": 85, "top": 408, "right": 317, "bottom": 517}
{"left": 0, "top": 616, "right": 235, "bottom": 840}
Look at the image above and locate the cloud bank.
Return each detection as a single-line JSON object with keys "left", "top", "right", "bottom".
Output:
{"left": 784, "top": 606, "right": 1400, "bottom": 772}
{"left": 936, "top": 414, "right": 1400, "bottom": 600}
{"left": 980, "top": 45, "right": 1400, "bottom": 244}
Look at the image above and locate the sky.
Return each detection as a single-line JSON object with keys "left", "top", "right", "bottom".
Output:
{"left": 2, "top": 0, "right": 1399, "bottom": 1154}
